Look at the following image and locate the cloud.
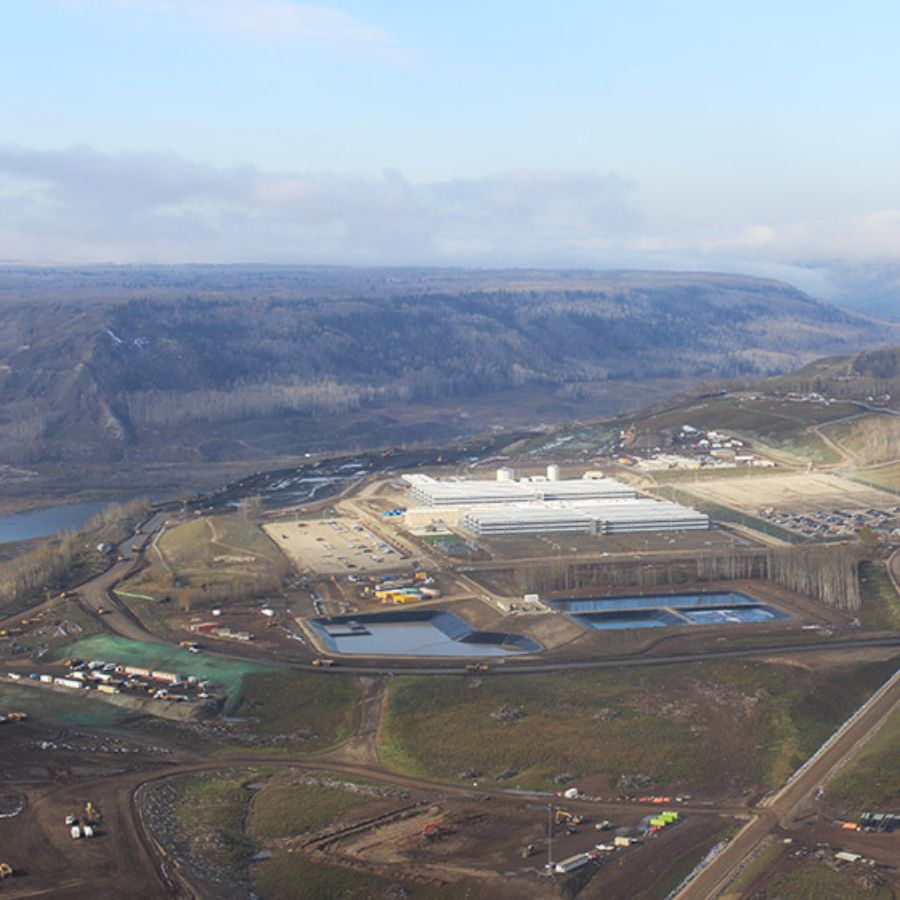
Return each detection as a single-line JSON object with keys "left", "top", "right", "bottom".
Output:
{"left": 4, "top": 143, "right": 900, "bottom": 293}
{"left": 60, "top": 0, "right": 402, "bottom": 57}
{"left": 0, "top": 145, "right": 641, "bottom": 265}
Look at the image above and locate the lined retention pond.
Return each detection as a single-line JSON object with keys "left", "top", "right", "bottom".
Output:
{"left": 551, "top": 591, "right": 790, "bottom": 631}
{"left": 309, "top": 610, "right": 541, "bottom": 657}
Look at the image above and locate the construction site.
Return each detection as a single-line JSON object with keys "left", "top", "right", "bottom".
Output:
{"left": 0, "top": 434, "right": 898, "bottom": 899}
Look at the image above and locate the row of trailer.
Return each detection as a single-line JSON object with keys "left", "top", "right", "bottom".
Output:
{"left": 5, "top": 660, "right": 215, "bottom": 702}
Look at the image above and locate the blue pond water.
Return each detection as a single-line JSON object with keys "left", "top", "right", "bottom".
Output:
{"left": 551, "top": 592, "right": 790, "bottom": 631}
{"left": 310, "top": 610, "right": 541, "bottom": 657}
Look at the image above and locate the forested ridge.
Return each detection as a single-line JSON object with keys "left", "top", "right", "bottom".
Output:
{"left": 0, "top": 266, "right": 896, "bottom": 465}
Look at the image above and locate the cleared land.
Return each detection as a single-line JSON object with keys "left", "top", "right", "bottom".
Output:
{"left": 679, "top": 472, "right": 900, "bottom": 515}
{"left": 264, "top": 516, "right": 408, "bottom": 575}
{"left": 826, "top": 705, "right": 900, "bottom": 813}
{"left": 852, "top": 461, "right": 900, "bottom": 490}
{"left": 378, "top": 656, "right": 900, "bottom": 797}
{"left": 752, "top": 857, "right": 893, "bottom": 899}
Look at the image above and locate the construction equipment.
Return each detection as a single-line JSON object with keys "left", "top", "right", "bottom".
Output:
{"left": 465, "top": 662, "right": 489, "bottom": 673}
{"left": 96, "top": 607, "right": 111, "bottom": 615}
{"left": 311, "top": 658, "right": 335, "bottom": 667}
{"left": 423, "top": 823, "right": 452, "bottom": 842}
{"left": 5, "top": 712, "right": 27, "bottom": 721}
{"left": 0, "top": 863, "right": 13, "bottom": 880}
{"left": 554, "top": 809, "right": 584, "bottom": 827}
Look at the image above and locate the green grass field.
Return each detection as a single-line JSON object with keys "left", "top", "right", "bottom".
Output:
{"left": 851, "top": 462, "right": 900, "bottom": 491}
{"left": 758, "top": 858, "right": 893, "bottom": 899}
{"left": 223, "top": 671, "right": 358, "bottom": 753}
{"left": 255, "top": 853, "right": 456, "bottom": 900}
{"left": 166, "top": 768, "right": 462, "bottom": 900}
{"left": 378, "top": 658, "right": 900, "bottom": 795}
{"left": 172, "top": 773, "right": 258, "bottom": 876}
{"left": 859, "top": 563, "right": 900, "bottom": 631}
{"left": 827, "top": 706, "right": 900, "bottom": 813}
{"left": 634, "top": 396, "right": 859, "bottom": 443}
{"left": 125, "top": 514, "right": 288, "bottom": 597}
{"left": 0, "top": 680, "right": 134, "bottom": 730}
{"left": 247, "top": 773, "right": 394, "bottom": 839}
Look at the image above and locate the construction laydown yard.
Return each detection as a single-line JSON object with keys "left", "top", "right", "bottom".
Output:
{"left": 677, "top": 472, "right": 900, "bottom": 515}
{"left": 264, "top": 517, "right": 408, "bottom": 575}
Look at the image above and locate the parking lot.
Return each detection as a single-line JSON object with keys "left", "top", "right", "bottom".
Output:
{"left": 760, "top": 506, "right": 900, "bottom": 539}
{"left": 264, "top": 516, "right": 408, "bottom": 574}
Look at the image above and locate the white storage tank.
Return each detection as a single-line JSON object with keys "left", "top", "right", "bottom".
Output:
{"left": 496, "top": 467, "right": 515, "bottom": 482}
{"left": 547, "top": 464, "right": 560, "bottom": 481}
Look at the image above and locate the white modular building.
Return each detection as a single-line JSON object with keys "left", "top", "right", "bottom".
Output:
{"left": 402, "top": 467, "right": 708, "bottom": 537}
{"left": 460, "top": 499, "right": 709, "bottom": 536}
{"left": 402, "top": 473, "right": 636, "bottom": 507}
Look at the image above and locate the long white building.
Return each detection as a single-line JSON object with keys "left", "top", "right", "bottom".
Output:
{"left": 402, "top": 466, "right": 709, "bottom": 536}
{"left": 459, "top": 498, "right": 709, "bottom": 536}
{"left": 402, "top": 471, "right": 636, "bottom": 507}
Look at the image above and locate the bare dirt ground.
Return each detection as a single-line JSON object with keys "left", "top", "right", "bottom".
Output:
{"left": 264, "top": 516, "right": 409, "bottom": 575}
{"left": 680, "top": 472, "right": 900, "bottom": 515}
{"left": 0, "top": 718, "right": 191, "bottom": 899}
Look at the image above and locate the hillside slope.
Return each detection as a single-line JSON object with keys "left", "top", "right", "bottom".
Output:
{"left": 0, "top": 266, "right": 897, "bottom": 466}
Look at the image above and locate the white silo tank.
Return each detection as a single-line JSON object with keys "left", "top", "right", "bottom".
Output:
{"left": 547, "top": 464, "right": 560, "bottom": 481}
{"left": 497, "top": 467, "right": 515, "bottom": 482}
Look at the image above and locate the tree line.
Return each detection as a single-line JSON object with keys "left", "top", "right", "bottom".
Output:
{"left": 0, "top": 499, "right": 150, "bottom": 617}
{"left": 517, "top": 544, "right": 861, "bottom": 611}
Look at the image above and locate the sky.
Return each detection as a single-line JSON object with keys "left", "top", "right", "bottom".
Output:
{"left": 2, "top": 0, "right": 900, "bottom": 287}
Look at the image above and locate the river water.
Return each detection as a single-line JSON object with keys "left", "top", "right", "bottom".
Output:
{"left": 0, "top": 500, "right": 130, "bottom": 544}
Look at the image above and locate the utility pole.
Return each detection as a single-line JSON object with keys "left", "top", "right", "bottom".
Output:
{"left": 547, "top": 803, "right": 554, "bottom": 872}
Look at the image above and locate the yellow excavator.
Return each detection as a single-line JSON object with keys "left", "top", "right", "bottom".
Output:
{"left": 554, "top": 809, "right": 584, "bottom": 827}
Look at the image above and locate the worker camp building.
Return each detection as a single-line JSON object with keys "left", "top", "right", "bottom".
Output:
{"left": 402, "top": 470, "right": 636, "bottom": 507}
{"left": 402, "top": 467, "right": 709, "bottom": 537}
{"left": 460, "top": 498, "right": 709, "bottom": 536}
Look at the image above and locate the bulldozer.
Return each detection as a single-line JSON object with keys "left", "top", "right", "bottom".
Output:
{"left": 0, "top": 863, "right": 13, "bottom": 880}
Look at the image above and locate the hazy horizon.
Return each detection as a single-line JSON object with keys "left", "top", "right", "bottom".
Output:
{"left": 4, "top": 1, "right": 900, "bottom": 303}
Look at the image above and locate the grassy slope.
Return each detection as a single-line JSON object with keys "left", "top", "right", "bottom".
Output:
{"left": 759, "top": 858, "right": 893, "bottom": 899}
{"left": 172, "top": 774, "right": 257, "bottom": 876}
{"left": 379, "top": 658, "right": 900, "bottom": 794}
{"left": 858, "top": 562, "right": 900, "bottom": 631}
{"left": 827, "top": 706, "right": 900, "bottom": 813}
{"left": 222, "top": 670, "right": 358, "bottom": 752}
{"left": 823, "top": 414, "right": 900, "bottom": 465}
{"left": 254, "top": 855, "right": 385, "bottom": 900}
{"left": 249, "top": 781, "right": 376, "bottom": 840}
{"left": 166, "top": 769, "right": 461, "bottom": 900}
{"left": 851, "top": 461, "right": 900, "bottom": 490}
{"left": 128, "top": 515, "right": 282, "bottom": 595}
